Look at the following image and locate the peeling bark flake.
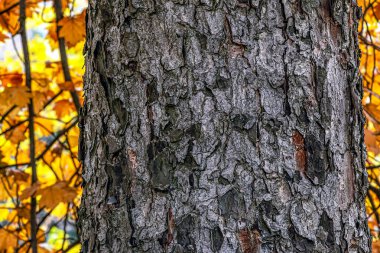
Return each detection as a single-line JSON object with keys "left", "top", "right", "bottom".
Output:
{"left": 238, "top": 228, "right": 261, "bottom": 253}
{"left": 292, "top": 130, "right": 307, "bottom": 174}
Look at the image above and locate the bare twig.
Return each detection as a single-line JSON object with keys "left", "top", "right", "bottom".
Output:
{"left": 53, "top": 0, "right": 81, "bottom": 112}
{"left": 19, "top": 1, "right": 37, "bottom": 250}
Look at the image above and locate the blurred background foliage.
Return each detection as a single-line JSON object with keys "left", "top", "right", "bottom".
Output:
{"left": 360, "top": 0, "right": 380, "bottom": 251}
{"left": 0, "top": 0, "right": 85, "bottom": 252}
{"left": 1, "top": 0, "right": 380, "bottom": 252}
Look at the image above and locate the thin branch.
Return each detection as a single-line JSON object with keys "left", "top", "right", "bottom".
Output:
{"left": 0, "top": 118, "right": 79, "bottom": 170}
{"left": 0, "top": 2, "right": 19, "bottom": 15}
{"left": 19, "top": 1, "right": 37, "bottom": 251}
{"left": 53, "top": 0, "right": 81, "bottom": 112}
{"left": 0, "top": 105, "right": 17, "bottom": 124}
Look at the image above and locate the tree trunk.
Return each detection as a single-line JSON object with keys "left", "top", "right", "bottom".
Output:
{"left": 79, "top": 0, "right": 371, "bottom": 252}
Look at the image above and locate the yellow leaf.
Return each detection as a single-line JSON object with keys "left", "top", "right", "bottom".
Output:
{"left": 34, "top": 117, "right": 55, "bottom": 135}
{"left": 58, "top": 11, "right": 85, "bottom": 48}
{"left": 51, "top": 202, "right": 68, "bottom": 218}
{"left": 47, "top": 23, "right": 58, "bottom": 48}
{"left": 66, "top": 243, "right": 81, "bottom": 253}
{"left": 0, "top": 208, "right": 9, "bottom": 221}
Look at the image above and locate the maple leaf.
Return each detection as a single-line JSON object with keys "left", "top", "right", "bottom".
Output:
{"left": 7, "top": 169, "right": 29, "bottom": 183}
{"left": 54, "top": 99, "right": 75, "bottom": 118}
{"left": 58, "top": 11, "right": 86, "bottom": 48}
{"left": 20, "top": 182, "right": 40, "bottom": 200}
{"left": 3, "top": 86, "right": 32, "bottom": 108}
{"left": 0, "top": 230, "right": 17, "bottom": 251}
{"left": 5, "top": 127, "right": 27, "bottom": 144}
{"left": 0, "top": 72, "right": 23, "bottom": 86}
{"left": 38, "top": 181, "right": 77, "bottom": 209}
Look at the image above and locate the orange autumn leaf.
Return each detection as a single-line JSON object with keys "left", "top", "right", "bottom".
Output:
{"left": 20, "top": 182, "right": 40, "bottom": 200}
{"left": 7, "top": 169, "right": 29, "bottom": 183}
{"left": 37, "top": 181, "right": 77, "bottom": 209}
{"left": 5, "top": 128, "right": 27, "bottom": 144}
{"left": 374, "top": 240, "right": 380, "bottom": 253}
{"left": 58, "top": 11, "right": 86, "bottom": 48}
{"left": 0, "top": 72, "right": 23, "bottom": 86}
{"left": 3, "top": 86, "right": 32, "bottom": 107}
{"left": 0, "top": 230, "right": 17, "bottom": 251}
{"left": 15, "top": 206, "right": 30, "bottom": 220}
{"left": 0, "top": 32, "right": 8, "bottom": 42}
{"left": 54, "top": 99, "right": 75, "bottom": 118}
{"left": 0, "top": 0, "right": 20, "bottom": 34}
{"left": 365, "top": 129, "right": 380, "bottom": 154}
{"left": 61, "top": 0, "right": 71, "bottom": 10}
{"left": 373, "top": 4, "right": 380, "bottom": 19}
{"left": 33, "top": 91, "right": 47, "bottom": 113}
{"left": 58, "top": 81, "right": 75, "bottom": 91}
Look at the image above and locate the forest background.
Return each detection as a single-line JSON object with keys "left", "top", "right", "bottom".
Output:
{"left": 0, "top": 0, "right": 379, "bottom": 252}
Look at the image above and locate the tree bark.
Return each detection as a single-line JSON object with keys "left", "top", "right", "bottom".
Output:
{"left": 79, "top": 0, "right": 371, "bottom": 252}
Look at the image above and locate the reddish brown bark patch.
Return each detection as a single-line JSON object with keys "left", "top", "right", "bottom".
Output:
{"left": 344, "top": 153, "right": 355, "bottom": 204}
{"left": 167, "top": 207, "right": 175, "bottom": 243}
{"left": 127, "top": 148, "right": 137, "bottom": 192}
{"left": 238, "top": 228, "right": 261, "bottom": 253}
{"left": 292, "top": 130, "right": 307, "bottom": 173}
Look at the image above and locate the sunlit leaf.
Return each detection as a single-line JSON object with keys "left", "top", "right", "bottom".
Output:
{"left": 58, "top": 11, "right": 85, "bottom": 48}
{"left": 0, "top": 230, "right": 17, "bottom": 251}
{"left": 38, "top": 181, "right": 77, "bottom": 209}
{"left": 4, "top": 86, "right": 32, "bottom": 108}
{"left": 20, "top": 182, "right": 40, "bottom": 200}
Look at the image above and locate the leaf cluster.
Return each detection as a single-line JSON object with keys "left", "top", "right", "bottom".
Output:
{"left": 0, "top": 0, "right": 86, "bottom": 252}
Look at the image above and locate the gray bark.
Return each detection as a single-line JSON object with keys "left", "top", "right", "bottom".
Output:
{"left": 79, "top": 0, "right": 371, "bottom": 252}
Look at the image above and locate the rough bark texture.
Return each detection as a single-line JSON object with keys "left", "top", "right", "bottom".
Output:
{"left": 79, "top": 0, "right": 371, "bottom": 252}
